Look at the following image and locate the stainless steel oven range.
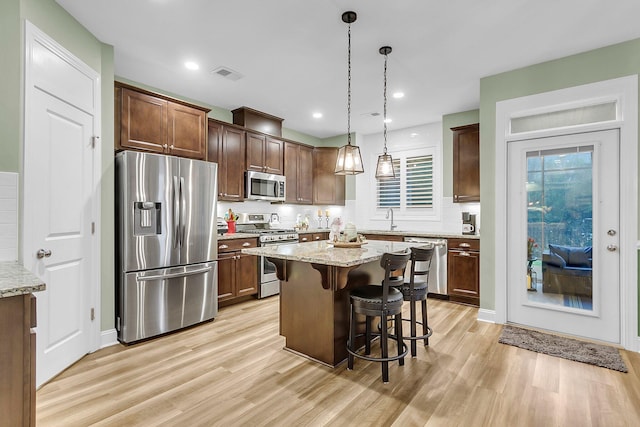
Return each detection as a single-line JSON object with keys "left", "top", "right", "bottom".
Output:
{"left": 236, "top": 213, "right": 299, "bottom": 298}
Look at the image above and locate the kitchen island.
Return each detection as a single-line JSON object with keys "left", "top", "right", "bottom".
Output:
{"left": 0, "top": 262, "right": 46, "bottom": 427}
{"left": 242, "top": 239, "right": 421, "bottom": 366}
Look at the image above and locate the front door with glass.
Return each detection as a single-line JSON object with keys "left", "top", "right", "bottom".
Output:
{"left": 507, "top": 130, "right": 620, "bottom": 343}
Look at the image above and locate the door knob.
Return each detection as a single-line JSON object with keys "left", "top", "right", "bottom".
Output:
{"left": 607, "top": 245, "right": 618, "bottom": 252}
{"left": 607, "top": 229, "right": 617, "bottom": 236}
{"left": 37, "top": 249, "right": 52, "bottom": 258}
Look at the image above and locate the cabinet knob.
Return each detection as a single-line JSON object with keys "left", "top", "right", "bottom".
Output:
{"left": 314, "top": 236, "right": 320, "bottom": 240}
{"left": 163, "top": 144, "right": 168, "bottom": 149}
{"left": 242, "top": 242, "right": 251, "bottom": 247}
{"left": 219, "top": 244, "right": 228, "bottom": 249}
{"left": 170, "top": 144, "right": 174, "bottom": 149}
{"left": 301, "top": 237, "right": 308, "bottom": 242}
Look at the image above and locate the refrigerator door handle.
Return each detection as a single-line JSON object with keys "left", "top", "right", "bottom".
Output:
{"left": 180, "top": 176, "right": 186, "bottom": 247}
{"left": 136, "top": 266, "right": 213, "bottom": 282}
{"left": 172, "top": 175, "right": 180, "bottom": 248}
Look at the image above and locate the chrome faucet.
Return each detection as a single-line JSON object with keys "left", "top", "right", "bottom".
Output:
{"left": 386, "top": 208, "right": 397, "bottom": 231}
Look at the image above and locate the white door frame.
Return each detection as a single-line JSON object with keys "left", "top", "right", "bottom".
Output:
{"left": 494, "top": 75, "right": 638, "bottom": 351}
{"left": 23, "top": 21, "right": 102, "bottom": 354}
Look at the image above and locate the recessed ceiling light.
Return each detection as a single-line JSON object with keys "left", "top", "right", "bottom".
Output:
{"left": 185, "top": 61, "right": 199, "bottom": 70}
{"left": 384, "top": 118, "right": 392, "bottom": 124}
{"left": 410, "top": 132, "right": 419, "bottom": 137}
{"left": 312, "top": 112, "right": 323, "bottom": 119}
{"left": 392, "top": 92, "right": 404, "bottom": 99}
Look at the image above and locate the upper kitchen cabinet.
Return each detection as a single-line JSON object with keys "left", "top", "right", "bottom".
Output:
{"left": 313, "top": 147, "right": 345, "bottom": 206}
{"left": 284, "top": 141, "right": 313, "bottom": 204}
{"left": 207, "top": 119, "right": 246, "bottom": 201}
{"left": 452, "top": 123, "right": 480, "bottom": 203}
{"left": 246, "top": 131, "right": 284, "bottom": 175}
{"left": 115, "top": 82, "right": 209, "bottom": 160}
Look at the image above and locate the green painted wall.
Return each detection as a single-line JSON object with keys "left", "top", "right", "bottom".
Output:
{"left": 0, "top": 0, "right": 21, "bottom": 172}
{"left": 479, "top": 38, "right": 640, "bottom": 320}
{"left": 100, "top": 44, "right": 115, "bottom": 331}
{"left": 442, "top": 110, "right": 480, "bottom": 198}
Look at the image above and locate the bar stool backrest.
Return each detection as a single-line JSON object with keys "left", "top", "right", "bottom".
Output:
{"left": 408, "top": 246, "right": 435, "bottom": 288}
{"left": 379, "top": 251, "right": 411, "bottom": 308}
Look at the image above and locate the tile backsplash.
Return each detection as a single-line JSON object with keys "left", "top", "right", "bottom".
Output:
{"left": 0, "top": 172, "right": 18, "bottom": 261}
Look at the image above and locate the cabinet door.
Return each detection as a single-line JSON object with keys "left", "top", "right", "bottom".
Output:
{"left": 313, "top": 147, "right": 345, "bottom": 205}
{"left": 452, "top": 123, "right": 480, "bottom": 203}
{"left": 167, "top": 102, "right": 207, "bottom": 159}
{"left": 220, "top": 127, "right": 246, "bottom": 201}
{"left": 246, "top": 132, "right": 266, "bottom": 172}
{"left": 119, "top": 88, "right": 167, "bottom": 153}
{"left": 236, "top": 253, "right": 258, "bottom": 297}
{"left": 298, "top": 145, "right": 313, "bottom": 203}
{"left": 284, "top": 142, "right": 313, "bottom": 204}
{"left": 217, "top": 252, "right": 236, "bottom": 302}
{"left": 447, "top": 250, "right": 480, "bottom": 306}
{"left": 284, "top": 141, "right": 300, "bottom": 203}
{"left": 264, "top": 136, "right": 284, "bottom": 175}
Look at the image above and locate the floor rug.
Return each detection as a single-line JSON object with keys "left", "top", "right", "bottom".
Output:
{"left": 499, "top": 325, "right": 627, "bottom": 372}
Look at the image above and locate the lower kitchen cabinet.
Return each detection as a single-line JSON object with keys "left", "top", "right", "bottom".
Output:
{"left": 0, "top": 294, "right": 36, "bottom": 427}
{"left": 362, "top": 233, "right": 403, "bottom": 242}
{"left": 298, "top": 232, "right": 328, "bottom": 242}
{"left": 217, "top": 238, "right": 259, "bottom": 305}
{"left": 447, "top": 238, "right": 480, "bottom": 306}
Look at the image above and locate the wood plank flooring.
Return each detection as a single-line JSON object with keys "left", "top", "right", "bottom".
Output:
{"left": 36, "top": 297, "right": 640, "bottom": 426}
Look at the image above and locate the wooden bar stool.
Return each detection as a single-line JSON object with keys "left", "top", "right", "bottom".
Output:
{"left": 346, "top": 251, "right": 411, "bottom": 383}
{"left": 393, "top": 246, "right": 434, "bottom": 356}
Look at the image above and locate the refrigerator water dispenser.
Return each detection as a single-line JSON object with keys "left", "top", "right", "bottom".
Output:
{"left": 134, "top": 201, "right": 161, "bottom": 235}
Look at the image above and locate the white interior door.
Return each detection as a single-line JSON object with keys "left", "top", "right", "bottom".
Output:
{"left": 23, "top": 23, "right": 99, "bottom": 387}
{"left": 507, "top": 130, "right": 620, "bottom": 343}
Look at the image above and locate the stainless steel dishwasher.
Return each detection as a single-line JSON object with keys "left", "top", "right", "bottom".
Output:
{"left": 403, "top": 237, "right": 448, "bottom": 297}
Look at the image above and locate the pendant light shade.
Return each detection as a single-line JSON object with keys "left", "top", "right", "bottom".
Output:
{"left": 335, "top": 11, "right": 364, "bottom": 175}
{"left": 375, "top": 46, "right": 395, "bottom": 179}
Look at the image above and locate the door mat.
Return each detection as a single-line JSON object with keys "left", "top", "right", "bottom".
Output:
{"left": 499, "top": 325, "right": 627, "bottom": 372}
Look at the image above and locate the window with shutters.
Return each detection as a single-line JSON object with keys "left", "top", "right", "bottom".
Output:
{"left": 376, "top": 151, "right": 434, "bottom": 210}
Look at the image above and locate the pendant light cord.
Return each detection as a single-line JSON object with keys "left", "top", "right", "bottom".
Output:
{"left": 347, "top": 22, "right": 352, "bottom": 146}
{"left": 383, "top": 52, "right": 388, "bottom": 155}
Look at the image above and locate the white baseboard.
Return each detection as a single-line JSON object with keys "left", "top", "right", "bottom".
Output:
{"left": 477, "top": 308, "right": 497, "bottom": 324}
{"left": 100, "top": 329, "right": 118, "bottom": 349}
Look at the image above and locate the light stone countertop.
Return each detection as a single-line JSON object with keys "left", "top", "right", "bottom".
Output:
{"left": 220, "top": 229, "right": 480, "bottom": 241}
{"left": 0, "top": 262, "right": 46, "bottom": 298}
{"left": 242, "top": 239, "right": 428, "bottom": 268}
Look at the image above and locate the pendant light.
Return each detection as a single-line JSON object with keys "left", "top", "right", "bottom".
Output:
{"left": 375, "top": 46, "right": 395, "bottom": 179}
{"left": 335, "top": 11, "right": 364, "bottom": 175}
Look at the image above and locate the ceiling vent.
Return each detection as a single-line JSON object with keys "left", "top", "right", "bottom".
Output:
{"left": 211, "top": 66, "right": 244, "bottom": 81}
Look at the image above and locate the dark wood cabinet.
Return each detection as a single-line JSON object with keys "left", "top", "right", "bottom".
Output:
{"left": 299, "top": 232, "right": 328, "bottom": 242}
{"left": 284, "top": 141, "right": 313, "bottom": 204}
{"left": 208, "top": 120, "right": 246, "bottom": 201}
{"left": 115, "top": 83, "right": 209, "bottom": 160}
{"left": 0, "top": 294, "right": 36, "bottom": 427}
{"left": 313, "top": 147, "right": 345, "bottom": 206}
{"left": 217, "top": 238, "right": 258, "bottom": 305}
{"left": 246, "top": 131, "right": 284, "bottom": 175}
{"left": 452, "top": 123, "right": 480, "bottom": 203}
{"left": 362, "top": 233, "right": 403, "bottom": 242}
{"left": 447, "top": 238, "right": 480, "bottom": 306}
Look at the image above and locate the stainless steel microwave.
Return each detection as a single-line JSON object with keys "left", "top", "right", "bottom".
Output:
{"left": 245, "top": 170, "right": 286, "bottom": 202}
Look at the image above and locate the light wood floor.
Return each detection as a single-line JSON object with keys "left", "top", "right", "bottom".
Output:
{"left": 37, "top": 297, "right": 640, "bottom": 426}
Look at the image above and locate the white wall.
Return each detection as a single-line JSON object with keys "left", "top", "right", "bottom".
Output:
{"left": 0, "top": 172, "right": 18, "bottom": 260}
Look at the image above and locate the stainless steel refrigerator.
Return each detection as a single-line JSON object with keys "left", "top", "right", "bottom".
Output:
{"left": 115, "top": 151, "right": 218, "bottom": 343}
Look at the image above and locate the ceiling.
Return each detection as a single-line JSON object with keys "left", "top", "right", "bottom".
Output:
{"left": 56, "top": 0, "right": 640, "bottom": 139}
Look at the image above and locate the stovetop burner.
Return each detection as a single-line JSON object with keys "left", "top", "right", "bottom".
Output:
{"left": 235, "top": 213, "right": 298, "bottom": 244}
